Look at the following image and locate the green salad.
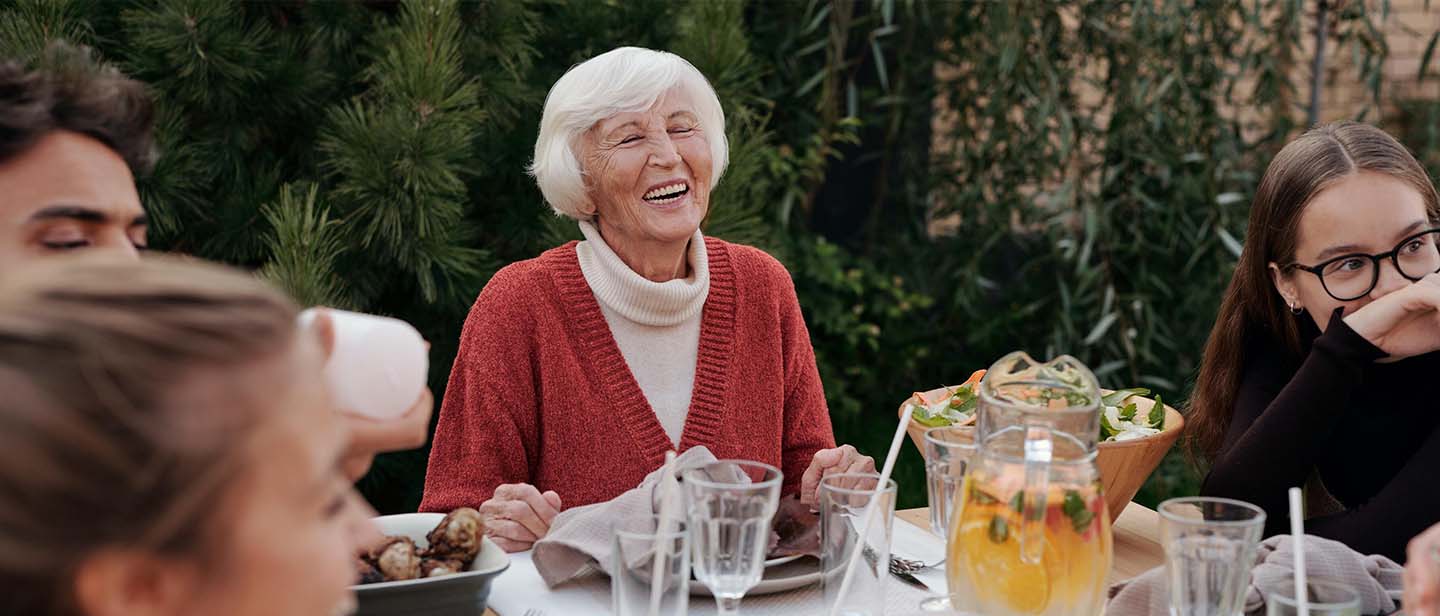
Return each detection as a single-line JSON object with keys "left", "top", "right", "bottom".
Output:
{"left": 1099, "top": 388, "right": 1165, "bottom": 442}
{"left": 909, "top": 382, "right": 981, "bottom": 428}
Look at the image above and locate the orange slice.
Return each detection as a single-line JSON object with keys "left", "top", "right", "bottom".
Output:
{"left": 959, "top": 514, "right": 1054, "bottom": 614}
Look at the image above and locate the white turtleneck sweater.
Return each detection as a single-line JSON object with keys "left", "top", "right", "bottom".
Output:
{"left": 575, "top": 220, "right": 708, "bottom": 447}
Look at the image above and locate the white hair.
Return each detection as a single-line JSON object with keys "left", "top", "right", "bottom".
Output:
{"left": 529, "top": 46, "right": 729, "bottom": 220}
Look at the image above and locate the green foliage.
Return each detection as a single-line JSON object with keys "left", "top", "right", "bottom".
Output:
{"left": 5, "top": 0, "right": 1436, "bottom": 513}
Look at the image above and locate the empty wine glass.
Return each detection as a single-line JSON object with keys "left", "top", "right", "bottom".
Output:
{"left": 682, "top": 460, "right": 782, "bottom": 616}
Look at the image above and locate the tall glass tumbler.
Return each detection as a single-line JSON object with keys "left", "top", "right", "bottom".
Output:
{"left": 612, "top": 516, "right": 690, "bottom": 616}
{"left": 920, "top": 426, "right": 977, "bottom": 613}
{"left": 923, "top": 425, "right": 977, "bottom": 539}
{"left": 820, "top": 473, "right": 897, "bottom": 616}
{"left": 1159, "top": 497, "right": 1267, "bottom": 616}
{"left": 683, "top": 460, "right": 782, "bottom": 616}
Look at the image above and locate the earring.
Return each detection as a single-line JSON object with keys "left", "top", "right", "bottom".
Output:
{"left": 1289, "top": 302, "right": 1303, "bottom": 315}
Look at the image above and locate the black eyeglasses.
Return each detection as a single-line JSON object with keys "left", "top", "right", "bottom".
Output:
{"left": 1284, "top": 228, "right": 1440, "bottom": 301}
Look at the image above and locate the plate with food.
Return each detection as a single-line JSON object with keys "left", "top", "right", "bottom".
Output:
{"left": 900, "top": 373, "right": 1184, "bottom": 523}
{"left": 353, "top": 508, "right": 510, "bottom": 616}
{"left": 691, "top": 495, "right": 823, "bottom": 596}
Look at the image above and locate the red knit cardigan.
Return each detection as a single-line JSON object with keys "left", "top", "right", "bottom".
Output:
{"left": 419, "top": 237, "right": 836, "bottom": 512}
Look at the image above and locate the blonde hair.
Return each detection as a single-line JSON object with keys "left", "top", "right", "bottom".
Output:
{"left": 529, "top": 46, "right": 728, "bottom": 220}
{"left": 0, "top": 256, "right": 301, "bottom": 615}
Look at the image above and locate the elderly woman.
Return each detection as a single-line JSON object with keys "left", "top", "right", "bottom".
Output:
{"left": 420, "top": 46, "right": 873, "bottom": 552}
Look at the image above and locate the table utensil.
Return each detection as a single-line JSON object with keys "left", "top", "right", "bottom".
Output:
{"left": 1160, "top": 496, "right": 1266, "bottom": 616}
{"left": 889, "top": 555, "right": 944, "bottom": 574}
{"left": 890, "top": 567, "right": 929, "bottom": 591}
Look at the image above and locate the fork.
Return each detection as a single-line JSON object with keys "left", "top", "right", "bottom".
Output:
{"left": 523, "top": 610, "right": 546, "bottom": 616}
{"left": 889, "top": 555, "right": 945, "bottom": 575}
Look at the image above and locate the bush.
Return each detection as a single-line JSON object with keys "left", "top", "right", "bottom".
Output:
{"left": 3, "top": 0, "right": 1434, "bottom": 512}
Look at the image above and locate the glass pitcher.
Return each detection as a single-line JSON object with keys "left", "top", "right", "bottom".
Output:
{"left": 945, "top": 351, "right": 1112, "bottom": 615}
{"left": 946, "top": 428, "right": 1112, "bottom": 615}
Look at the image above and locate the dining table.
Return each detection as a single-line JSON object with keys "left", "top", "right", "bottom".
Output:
{"left": 482, "top": 500, "right": 1166, "bottom": 615}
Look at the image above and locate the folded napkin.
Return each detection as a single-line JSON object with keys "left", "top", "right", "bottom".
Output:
{"left": 531, "top": 446, "right": 717, "bottom": 587}
{"left": 1107, "top": 534, "right": 1404, "bottom": 615}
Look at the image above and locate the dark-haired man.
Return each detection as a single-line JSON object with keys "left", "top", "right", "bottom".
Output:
{"left": 0, "top": 54, "right": 153, "bottom": 269}
{"left": 0, "top": 45, "right": 431, "bottom": 484}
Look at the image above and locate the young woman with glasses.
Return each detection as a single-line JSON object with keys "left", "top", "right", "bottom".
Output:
{"left": 1189, "top": 122, "right": 1440, "bottom": 563}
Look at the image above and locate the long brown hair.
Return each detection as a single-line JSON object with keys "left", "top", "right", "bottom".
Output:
{"left": 0, "top": 257, "right": 300, "bottom": 615}
{"left": 1187, "top": 122, "right": 1440, "bottom": 465}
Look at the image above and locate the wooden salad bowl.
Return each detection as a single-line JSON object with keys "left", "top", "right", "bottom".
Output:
{"left": 901, "top": 386, "right": 1184, "bottom": 524}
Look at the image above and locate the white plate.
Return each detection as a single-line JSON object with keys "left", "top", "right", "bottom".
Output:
{"left": 690, "top": 555, "right": 820, "bottom": 597}
{"left": 763, "top": 553, "right": 804, "bottom": 567}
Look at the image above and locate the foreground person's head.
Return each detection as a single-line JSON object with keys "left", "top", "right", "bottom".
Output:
{"left": 1190, "top": 122, "right": 1440, "bottom": 461}
{"left": 0, "top": 43, "right": 155, "bottom": 271}
{"left": 0, "top": 257, "right": 368, "bottom": 616}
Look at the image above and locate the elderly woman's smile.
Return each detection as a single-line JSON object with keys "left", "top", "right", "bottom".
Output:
{"left": 579, "top": 89, "right": 714, "bottom": 278}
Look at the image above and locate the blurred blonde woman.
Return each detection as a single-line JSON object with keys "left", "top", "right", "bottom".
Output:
{"left": 0, "top": 257, "right": 373, "bottom": 616}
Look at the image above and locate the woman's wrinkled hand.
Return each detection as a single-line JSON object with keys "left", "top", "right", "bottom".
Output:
{"left": 1405, "top": 522, "right": 1440, "bottom": 616}
{"left": 479, "top": 483, "right": 563, "bottom": 553}
{"left": 340, "top": 390, "right": 434, "bottom": 480}
{"left": 798, "top": 445, "right": 876, "bottom": 507}
{"left": 1343, "top": 273, "right": 1440, "bottom": 360}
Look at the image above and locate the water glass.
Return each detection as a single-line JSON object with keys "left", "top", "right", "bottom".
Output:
{"left": 1259, "top": 579, "right": 1361, "bottom": 616}
{"left": 612, "top": 516, "right": 690, "bottom": 616}
{"left": 819, "top": 473, "right": 897, "bottom": 616}
{"left": 682, "top": 460, "right": 782, "bottom": 616}
{"left": 1159, "top": 497, "right": 1267, "bottom": 616}
{"left": 923, "top": 425, "right": 976, "bottom": 538}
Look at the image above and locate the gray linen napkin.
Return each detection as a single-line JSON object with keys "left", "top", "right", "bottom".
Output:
{"left": 1107, "top": 534, "right": 1403, "bottom": 615}
{"left": 531, "top": 446, "right": 717, "bottom": 587}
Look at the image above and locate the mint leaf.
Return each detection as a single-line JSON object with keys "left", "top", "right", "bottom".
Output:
{"left": 970, "top": 484, "right": 999, "bottom": 506}
{"left": 1070, "top": 508, "right": 1096, "bottom": 534}
{"left": 1010, "top": 491, "right": 1025, "bottom": 515}
{"left": 1119, "top": 402, "right": 1138, "bottom": 422}
{"left": 1062, "top": 490, "right": 1086, "bottom": 519}
{"left": 954, "top": 394, "right": 979, "bottom": 416}
{"left": 1146, "top": 394, "right": 1165, "bottom": 428}
{"left": 1062, "top": 490, "right": 1095, "bottom": 534}
{"left": 988, "top": 515, "right": 1009, "bottom": 543}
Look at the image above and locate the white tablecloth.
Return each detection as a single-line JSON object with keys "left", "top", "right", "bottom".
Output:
{"left": 488, "top": 518, "right": 950, "bottom": 615}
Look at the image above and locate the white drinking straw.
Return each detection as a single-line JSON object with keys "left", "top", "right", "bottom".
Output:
{"left": 648, "top": 450, "right": 678, "bottom": 616}
{"left": 1289, "top": 487, "right": 1309, "bottom": 616}
{"left": 826, "top": 405, "right": 913, "bottom": 616}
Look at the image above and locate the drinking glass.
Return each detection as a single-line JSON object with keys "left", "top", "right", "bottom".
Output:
{"left": 919, "top": 426, "right": 976, "bottom": 613}
{"left": 612, "top": 516, "right": 690, "bottom": 616}
{"left": 682, "top": 460, "right": 782, "bottom": 616}
{"left": 1260, "top": 579, "right": 1361, "bottom": 616}
{"left": 1159, "top": 497, "right": 1267, "bottom": 616}
{"left": 924, "top": 425, "right": 977, "bottom": 538}
{"left": 819, "top": 473, "right": 897, "bottom": 616}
